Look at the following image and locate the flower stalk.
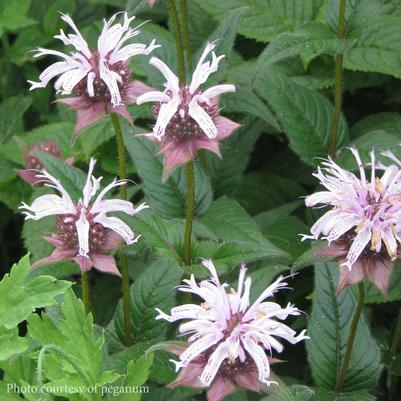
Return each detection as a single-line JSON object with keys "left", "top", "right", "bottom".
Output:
{"left": 388, "top": 310, "right": 401, "bottom": 400}
{"left": 179, "top": 0, "right": 192, "bottom": 62}
{"left": 329, "top": 0, "right": 347, "bottom": 156}
{"left": 183, "top": 162, "right": 195, "bottom": 265}
{"left": 335, "top": 282, "right": 365, "bottom": 394}
{"left": 110, "top": 111, "right": 133, "bottom": 345}
{"left": 81, "top": 271, "right": 90, "bottom": 315}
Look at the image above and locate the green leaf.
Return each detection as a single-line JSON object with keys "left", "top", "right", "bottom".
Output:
{"left": 0, "top": 326, "right": 29, "bottom": 361}
{"left": 344, "top": 16, "right": 401, "bottom": 79}
{"left": 123, "top": 133, "right": 212, "bottom": 219}
{"left": 254, "top": 67, "right": 348, "bottom": 165}
{"left": 312, "top": 387, "right": 376, "bottom": 401}
{"left": 350, "top": 112, "right": 401, "bottom": 138}
{"left": 253, "top": 22, "right": 354, "bottom": 80}
{"left": 0, "top": 96, "right": 32, "bottom": 145}
{"left": 116, "top": 355, "right": 154, "bottom": 401}
{"left": 307, "top": 262, "right": 382, "bottom": 392}
{"left": 193, "top": 7, "right": 245, "bottom": 86}
{"left": 194, "top": 0, "right": 317, "bottom": 43}
{"left": 261, "top": 384, "right": 314, "bottom": 401}
{"left": 0, "top": 254, "right": 72, "bottom": 329}
{"left": 27, "top": 290, "right": 117, "bottom": 396}
{"left": 0, "top": 0, "right": 36, "bottom": 34}
{"left": 115, "top": 259, "right": 183, "bottom": 343}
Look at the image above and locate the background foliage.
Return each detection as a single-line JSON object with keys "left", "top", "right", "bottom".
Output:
{"left": 0, "top": 0, "right": 401, "bottom": 400}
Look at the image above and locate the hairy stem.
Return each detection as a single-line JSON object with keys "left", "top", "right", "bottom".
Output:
{"left": 110, "top": 112, "right": 133, "bottom": 346}
{"left": 183, "top": 162, "right": 195, "bottom": 266}
{"left": 388, "top": 310, "right": 401, "bottom": 400}
{"left": 179, "top": 0, "right": 192, "bottom": 62}
{"left": 168, "top": 0, "right": 186, "bottom": 83}
{"left": 329, "top": 0, "right": 346, "bottom": 156}
{"left": 37, "top": 344, "right": 94, "bottom": 401}
{"left": 335, "top": 282, "right": 365, "bottom": 393}
{"left": 81, "top": 271, "right": 90, "bottom": 315}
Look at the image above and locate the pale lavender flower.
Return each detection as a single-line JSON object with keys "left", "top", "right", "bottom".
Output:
{"left": 303, "top": 148, "right": 401, "bottom": 295}
{"left": 136, "top": 42, "right": 240, "bottom": 181}
{"left": 19, "top": 159, "right": 148, "bottom": 275}
{"left": 156, "top": 260, "right": 308, "bottom": 401}
{"left": 28, "top": 12, "right": 159, "bottom": 138}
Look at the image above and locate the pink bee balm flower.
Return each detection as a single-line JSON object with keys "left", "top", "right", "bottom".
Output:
{"left": 17, "top": 141, "right": 74, "bottom": 186}
{"left": 19, "top": 159, "right": 148, "bottom": 275}
{"left": 302, "top": 148, "right": 401, "bottom": 295}
{"left": 156, "top": 260, "right": 308, "bottom": 401}
{"left": 136, "top": 42, "right": 240, "bottom": 181}
{"left": 28, "top": 12, "right": 159, "bottom": 138}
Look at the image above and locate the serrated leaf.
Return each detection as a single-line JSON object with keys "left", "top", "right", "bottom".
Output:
{"left": 0, "top": 0, "right": 36, "bottom": 34}
{"left": 254, "top": 67, "right": 348, "bottom": 165}
{"left": 194, "top": 0, "right": 317, "bottom": 43}
{"left": 0, "top": 254, "right": 71, "bottom": 329}
{"left": 115, "top": 259, "right": 183, "bottom": 343}
{"left": 344, "top": 16, "right": 401, "bottom": 79}
{"left": 28, "top": 290, "right": 117, "bottom": 397}
{"left": 116, "top": 355, "right": 154, "bottom": 401}
{"left": 261, "top": 384, "right": 314, "bottom": 401}
{"left": 253, "top": 22, "right": 354, "bottom": 81}
{"left": 123, "top": 133, "right": 212, "bottom": 219}
{"left": 350, "top": 112, "right": 401, "bottom": 138}
{"left": 307, "top": 262, "right": 381, "bottom": 392}
{"left": 0, "top": 96, "right": 32, "bottom": 145}
{"left": 0, "top": 326, "right": 29, "bottom": 361}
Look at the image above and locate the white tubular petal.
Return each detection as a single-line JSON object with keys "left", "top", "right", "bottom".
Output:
{"left": 94, "top": 214, "right": 137, "bottom": 244}
{"left": 99, "top": 62, "right": 122, "bottom": 106}
{"left": 32, "top": 48, "right": 78, "bottom": 64}
{"left": 111, "top": 39, "right": 160, "bottom": 63}
{"left": 323, "top": 214, "right": 359, "bottom": 242}
{"left": 242, "top": 336, "right": 270, "bottom": 383}
{"left": 239, "top": 277, "right": 252, "bottom": 313}
{"left": 58, "top": 68, "right": 89, "bottom": 95}
{"left": 149, "top": 57, "right": 180, "bottom": 94}
{"left": 92, "top": 199, "right": 133, "bottom": 215}
{"left": 19, "top": 195, "right": 73, "bottom": 220}
{"left": 136, "top": 90, "right": 170, "bottom": 105}
{"left": 382, "top": 226, "right": 398, "bottom": 260}
{"left": 179, "top": 319, "right": 214, "bottom": 335}
{"left": 34, "top": 61, "right": 75, "bottom": 89}
{"left": 59, "top": 13, "right": 91, "bottom": 58}
{"left": 189, "top": 42, "right": 216, "bottom": 93}
{"left": 201, "top": 259, "right": 220, "bottom": 284}
{"left": 76, "top": 208, "right": 90, "bottom": 257}
{"left": 87, "top": 72, "right": 95, "bottom": 97}
{"left": 200, "top": 342, "right": 229, "bottom": 386}
{"left": 153, "top": 96, "right": 180, "bottom": 139}
{"left": 343, "top": 222, "right": 372, "bottom": 269}
{"left": 304, "top": 191, "right": 337, "bottom": 207}
{"left": 156, "top": 304, "right": 207, "bottom": 323}
{"left": 237, "top": 264, "right": 246, "bottom": 297}
{"left": 83, "top": 158, "right": 100, "bottom": 207}
{"left": 180, "top": 334, "right": 221, "bottom": 368}
{"left": 349, "top": 147, "right": 367, "bottom": 187}
{"left": 201, "top": 84, "right": 236, "bottom": 101}
{"left": 309, "top": 209, "right": 340, "bottom": 239}
{"left": 188, "top": 97, "right": 217, "bottom": 138}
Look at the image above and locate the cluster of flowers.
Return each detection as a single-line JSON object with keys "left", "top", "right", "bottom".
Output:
{"left": 17, "top": 10, "right": 401, "bottom": 401}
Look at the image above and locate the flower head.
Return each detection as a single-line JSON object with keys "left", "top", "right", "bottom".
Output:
{"left": 156, "top": 260, "right": 308, "bottom": 401}
{"left": 19, "top": 159, "right": 148, "bottom": 275}
{"left": 137, "top": 42, "right": 240, "bottom": 181}
{"left": 17, "top": 141, "right": 74, "bottom": 186}
{"left": 303, "top": 148, "right": 401, "bottom": 295}
{"left": 29, "top": 12, "right": 159, "bottom": 137}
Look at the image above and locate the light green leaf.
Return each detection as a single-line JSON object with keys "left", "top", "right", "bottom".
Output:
{"left": 0, "top": 254, "right": 72, "bottom": 329}
{"left": 261, "top": 384, "right": 314, "bottom": 401}
{"left": 0, "top": 0, "right": 36, "bottom": 34}
{"left": 0, "top": 326, "right": 29, "bottom": 361}
{"left": 254, "top": 67, "right": 348, "bottom": 165}
{"left": 307, "top": 262, "right": 382, "bottom": 392}
{"left": 115, "top": 259, "right": 183, "bottom": 343}
{"left": 116, "top": 355, "right": 154, "bottom": 401}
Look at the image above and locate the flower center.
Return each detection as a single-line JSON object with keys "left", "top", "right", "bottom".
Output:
{"left": 152, "top": 84, "right": 219, "bottom": 143}
{"left": 74, "top": 50, "right": 131, "bottom": 103}
{"left": 25, "top": 142, "right": 61, "bottom": 170}
{"left": 56, "top": 204, "right": 108, "bottom": 253}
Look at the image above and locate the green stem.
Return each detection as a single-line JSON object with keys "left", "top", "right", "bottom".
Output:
{"left": 329, "top": 0, "right": 346, "bottom": 156}
{"left": 167, "top": 0, "right": 186, "bottom": 83}
{"left": 81, "top": 271, "right": 90, "bottom": 315}
{"left": 388, "top": 310, "right": 401, "bottom": 400}
{"left": 335, "top": 282, "right": 365, "bottom": 394}
{"left": 183, "top": 162, "right": 195, "bottom": 266}
{"left": 179, "top": 0, "right": 192, "bottom": 62}
{"left": 110, "top": 112, "right": 133, "bottom": 346}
